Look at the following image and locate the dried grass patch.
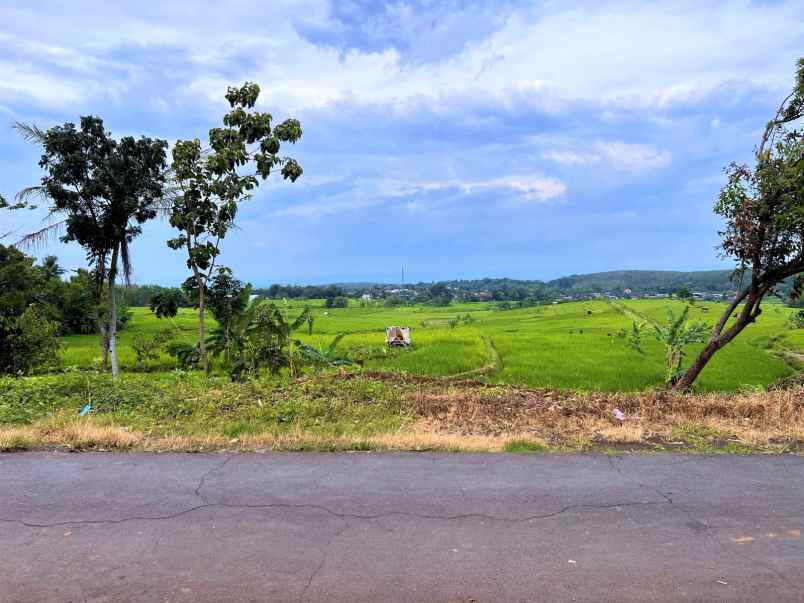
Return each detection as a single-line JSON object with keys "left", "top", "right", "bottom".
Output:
{"left": 404, "top": 383, "right": 804, "bottom": 450}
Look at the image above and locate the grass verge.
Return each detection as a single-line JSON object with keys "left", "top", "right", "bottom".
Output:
{"left": 1, "top": 370, "right": 803, "bottom": 453}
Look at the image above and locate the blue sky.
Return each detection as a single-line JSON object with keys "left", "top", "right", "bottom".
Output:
{"left": 1, "top": 0, "right": 803, "bottom": 285}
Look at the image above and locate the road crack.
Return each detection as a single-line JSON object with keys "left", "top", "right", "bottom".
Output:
{"left": 0, "top": 498, "right": 667, "bottom": 529}
{"left": 194, "top": 454, "right": 235, "bottom": 498}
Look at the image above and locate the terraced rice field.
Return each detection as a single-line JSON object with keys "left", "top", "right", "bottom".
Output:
{"left": 58, "top": 298, "right": 804, "bottom": 392}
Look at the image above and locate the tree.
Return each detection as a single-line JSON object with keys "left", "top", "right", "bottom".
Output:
{"left": 150, "top": 290, "right": 182, "bottom": 319}
{"left": 428, "top": 282, "right": 452, "bottom": 306}
{"left": 0, "top": 245, "right": 43, "bottom": 317}
{"left": 324, "top": 295, "right": 348, "bottom": 308}
{"left": 59, "top": 269, "right": 104, "bottom": 335}
{"left": 167, "top": 82, "right": 303, "bottom": 373}
{"left": 205, "top": 267, "right": 252, "bottom": 363}
{"left": 0, "top": 304, "right": 60, "bottom": 375}
{"left": 14, "top": 117, "right": 168, "bottom": 378}
{"left": 675, "top": 58, "right": 804, "bottom": 389}
{"left": 236, "top": 301, "right": 310, "bottom": 380}
{"left": 674, "top": 285, "right": 692, "bottom": 301}
{"left": 0, "top": 244, "right": 60, "bottom": 374}
{"left": 40, "top": 255, "right": 64, "bottom": 281}
{"left": 99, "top": 134, "right": 168, "bottom": 377}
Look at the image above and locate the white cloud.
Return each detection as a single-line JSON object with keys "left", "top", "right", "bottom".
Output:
{"left": 459, "top": 176, "right": 567, "bottom": 202}
{"left": 541, "top": 141, "right": 671, "bottom": 171}
{"left": 1, "top": 1, "right": 802, "bottom": 114}
{"left": 269, "top": 173, "right": 566, "bottom": 219}
{"left": 595, "top": 142, "right": 671, "bottom": 171}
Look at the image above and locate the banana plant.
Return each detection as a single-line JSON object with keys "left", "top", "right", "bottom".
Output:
{"left": 295, "top": 333, "right": 354, "bottom": 368}
{"left": 622, "top": 305, "right": 708, "bottom": 386}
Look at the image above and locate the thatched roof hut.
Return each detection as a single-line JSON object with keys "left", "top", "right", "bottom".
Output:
{"left": 385, "top": 326, "right": 411, "bottom": 347}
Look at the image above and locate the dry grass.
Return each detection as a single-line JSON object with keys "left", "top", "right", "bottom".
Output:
{"left": 0, "top": 415, "right": 541, "bottom": 453}
{"left": 404, "top": 382, "right": 804, "bottom": 452}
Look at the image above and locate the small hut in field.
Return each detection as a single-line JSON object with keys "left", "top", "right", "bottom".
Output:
{"left": 385, "top": 326, "right": 411, "bottom": 347}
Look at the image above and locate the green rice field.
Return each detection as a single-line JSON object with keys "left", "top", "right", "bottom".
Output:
{"left": 60, "top": 298, "right": 804, "bottom": 392}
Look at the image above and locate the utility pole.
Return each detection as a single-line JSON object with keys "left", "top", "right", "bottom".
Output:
{"left": 401, "top": 264, "right": 405, "bottom": 287}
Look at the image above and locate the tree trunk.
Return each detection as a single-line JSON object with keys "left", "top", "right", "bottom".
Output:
{"left": 197, "top": 273, "right": 209, "bottom": 375}
{"left": 100, "top": 324, "right": 109, "bottom": 372}
{"left": 107, "top": 244, "right": 120, "bottom": 379}
{"left": 673, "top": 291, "right": 760, "bottom": 390}
{"left": 673, "top": 339, "right": 722, "bottom": 390}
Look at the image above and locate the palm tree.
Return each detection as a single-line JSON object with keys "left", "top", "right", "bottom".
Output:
{"left": 13, "top": 119, "right": 168, "bottom": 378}
{"left": 40, "top": 256, "right": 64, "bottom": 281}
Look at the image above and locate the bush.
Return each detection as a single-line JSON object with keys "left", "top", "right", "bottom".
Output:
{"left": 325, "top": 296, "right": 348, "bottom": 308}
{"left": 0, "top": 305, "right": 60, "bottom": 375}
{"left": 166, "top": 341, "right": 201, "bottom": 370}
{"left": 132, "top": 329, "right": 173, "bottom": 367}
{"left": 787, "top": 309, "right": 804, "bottom": 329}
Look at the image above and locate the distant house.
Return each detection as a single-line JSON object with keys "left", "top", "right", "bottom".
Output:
{"left": 361, "top": 293, "right": 372, "bottom": 301}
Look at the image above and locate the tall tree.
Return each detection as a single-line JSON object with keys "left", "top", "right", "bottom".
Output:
{"left": 98, "top": 134, "right": 168, "bottom": 376}
{"left": 14, "top": 117, "right": 167, "bottom": 377}
{"left": 167, "top": 82, "right": 303, "bottom": 373}
{"left": 675, "top": 58, "right": 804, "bottom": 390}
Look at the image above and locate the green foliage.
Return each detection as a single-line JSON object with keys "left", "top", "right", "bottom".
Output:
{"left": 149, "top": 290, "right": 184, "bottom": 319}
{"left": 166, "top": 341, "right": 201, "bottom": 370}
{"left": 0, "top": 244, "right": 44, "bottom": 318}
{"left": 672, "top": 58, "right": 804, "bottom": 389}
{"left": 58, "top": 269, "right": 102, "bottom": 334}
{"left": 787, "top": 309, "right": 804, "bottom": 329}
{"left": 427, "top": 282, "right": 453, "bottom": 306}
{"left": 0, "top": 305, "right": 60, "bottom": 375}
{"left": 227, "top": 302, "right": 311, "bottom": 381}
{"left": 16, "top": 116, "right": 168, "bottom": 377}
{"left": 206, "top": 268, "right": 252, "bottom": 324}
{"left": 623, "top": 306, "right": 708, "bottom": 385}
{"left": 259, "top": 284, "right": 344, "bottom": 299}
{"left": 675, "top": 286, "right": 692, "bottom": 300}
{"left": 205, "top": 269, "right": 254, "bottom": 365}
{"left": 324, "top": 295, "right": 348, "bottom": 308}
{"left": 295, "top": 333, "right": 354, "bottom": 368}
{"left": 0, "top": 247, "right": 123, "bottom": 337}
{"left": 132, "top": 329, "right": 173, "bottom": 367}
{"left": 0, "top": 372, "right": 407, "bottom": 439}
{"left": 503, "top": 439, "right": 548, "bottom": 453}
{"left": 167, "top": 83, "right": 303, "bottom": 370}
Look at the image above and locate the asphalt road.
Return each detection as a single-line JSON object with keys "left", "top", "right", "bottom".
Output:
{"left": 1, "top": 452, "right": 802, "bottom": 602}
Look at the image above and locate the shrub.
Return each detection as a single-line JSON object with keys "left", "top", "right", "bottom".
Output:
{"left": 0, "top": 305, "right": 60, "bottom": 375}
{"left": 132, "top": 329, "right": 173, "bottom": 367}
{"left": 325, "top": 296, "right": 348, "bottom": 308}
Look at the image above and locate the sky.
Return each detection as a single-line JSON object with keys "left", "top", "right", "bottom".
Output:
{"left": 1, "top": 0, "right": 803, "bottom": 286}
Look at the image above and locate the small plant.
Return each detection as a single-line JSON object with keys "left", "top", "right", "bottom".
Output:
{"left": 787, "top": 309, "right": 804, "bottom": 329}
{"left": 225, "top": 301, "right": 311, "bottom": 381}
{"left": 504, "top": 438, "right": 547, "bottom": 453}
{"left": 295, "top": 333, "right": 354, "bottom": 369}
{"left": 131, "top": 329, "right": 173, "bottom": 367}
{"left": 166, "top": 341, "right": 201, "bottom": 370}
{"left": 622, "top": 306, "right": 708, "bottom": 386}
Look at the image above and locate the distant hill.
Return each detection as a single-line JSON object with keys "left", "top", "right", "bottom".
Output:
{"left": 547, "top": 270, "right": 740, "bottom": 295}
